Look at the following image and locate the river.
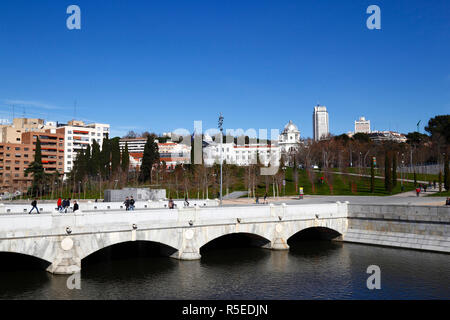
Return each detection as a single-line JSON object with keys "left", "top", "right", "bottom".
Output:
{"left": 0, "top": 236, "right": 449, "bottom": 300}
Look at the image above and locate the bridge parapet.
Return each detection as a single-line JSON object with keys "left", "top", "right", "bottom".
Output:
{"left": 0, "top": 202, "right": 348, "bottom": 274}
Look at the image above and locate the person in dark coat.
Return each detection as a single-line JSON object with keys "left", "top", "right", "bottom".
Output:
{"left": 29, "top": 199, "right": 39, "bottom": 214}
{"left": 124, "top": 197, "right": 130, "bottom": 210}
{"left": 73, "top": 201, "right": 79, "bottom": 212}
{"left": 129, "top": 196, "right": 135, "bottom": 211}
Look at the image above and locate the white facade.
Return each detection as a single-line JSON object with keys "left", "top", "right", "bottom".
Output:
{"left": 313, "top": 105, "right": 329, "bottom": 141}
{"left": 57, "top": 121, "right": 110, "bottom": 174}
{"left": 354, "top": 116, "right": 371, "bottom": 134}
{"left": 278, "top": 120, "right": 301, "bottom": 154}
{"left": 203, "top": 142, "right": 280, "bottom": 167}
{"left": 119, "top": 138, "right": 146, "bottom": 153}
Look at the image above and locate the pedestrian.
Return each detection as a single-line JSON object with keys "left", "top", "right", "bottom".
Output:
{"left": 124, "top": 197, "right": 130, "bottom": 211}
{"left": 67, "top": 198, "right": 71, "bottom": 212}
{"left": 255, "top": 196, "right": 259, "bottom": 204}
{"left": 184, "top": 195, "right": 189, "bottom": 207}
{"left": 446, "top": 198, "right": 450, "bottom": 206}
{"left": 433, "top": 181, "right": 436, "bottom": 189}
{"left": 168, "top": 198, "right": 174, "bottom": 209}
{"left": 129, "top": 196, "right": 135, "bottom": 211}
{"left": 415, "top": 187, "right": 421, "bottom": 197}
{"left": 264, "top": 193, "right": 268, "bottom": 204}
{"left": 95, "top": 199, "right": 98, "bottom": 203}
{"left": 29, "top": 199, "right": 40, "bottom": 214}
{"left": 424, "top": 184, "right": 427, "bottom": 192}
{"left": 61, "top": 199, "right": 66, "bottom": 212}
{"left": 57, "top": 197, "right": 62, "bottom": 212}
{"left": 73, "top": 200, "right": 79, "bottom": 212}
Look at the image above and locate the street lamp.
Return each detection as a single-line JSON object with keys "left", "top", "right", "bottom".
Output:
{"left": 218, "top": 113, "right": 224, "bottom": 206}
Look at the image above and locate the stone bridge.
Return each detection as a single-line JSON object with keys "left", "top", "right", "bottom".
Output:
{"left": 0, "top": 202, "right": 348, "bottom": 274}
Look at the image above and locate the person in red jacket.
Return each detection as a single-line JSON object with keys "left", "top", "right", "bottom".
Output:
{"left": 57, "top": 197, "right": 62, "bottom": 212}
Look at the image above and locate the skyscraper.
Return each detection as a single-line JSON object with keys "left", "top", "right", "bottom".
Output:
{"left": 313, "top": 105, "right": 329, "bottom": 141}
{"left": 354, "top": 116, "right": 371, "bottom": 134}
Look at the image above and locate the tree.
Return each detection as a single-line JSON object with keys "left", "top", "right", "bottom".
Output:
{"left": 90, "top": 140, "right": 101, "bottom": 177}
{"left": 384, "top": 152, "right": 392, "bottom": 193}
{"left": 100, "top": 135, "right": 111, "bottom": 179}
{"left": 110, "top": 137, "right": 121, "bottom": 175}
{"left": 121, "top": 142, "right": 130, "bottom": 173}
{"left": 392, "top": 153, "right": 397, "bottom": 187}
{"left": 425, "top": 115, "right": 450, "bottom": 144}
{"left": 25, "top": 138, "right": 46, "bottom": 196}
{"left": 353, "top": 133, "right": 370, "bottom": 143}
{"left": 123, "top": 130, "right": 137, "bottom": 139}
{"left": 406, "top": 131, "right": 430, "bottom": 145}
{"left": 370, "top": 157, "right": 375, "bottom": 193}
{"left": 444, "top": 154, "right": 449, "bottom": 191}
{"left": 139, "top": 135, "right": 160, "bottom": 183}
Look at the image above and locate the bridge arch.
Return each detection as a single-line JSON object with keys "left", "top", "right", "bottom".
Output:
{"left": 78, "top": 231, "right": 180, "bottom": 261}
{"left": 287, "top": 226, "right": 342, "bottom": 243}
{"left": 0, "top": 251, "right": 52, "bottom": 271}
{"left": 195, "top": 224, "right": 273, "bottom": 251}
{"left": 199, "top": 232, "right": 271, "bottom": 254}
{"left": 0, "top": 238, "right": 54, "bottom": 264}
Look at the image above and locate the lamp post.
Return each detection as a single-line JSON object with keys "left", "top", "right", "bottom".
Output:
{"left": 218, "top": 113, "right": 224, "bottom": 206}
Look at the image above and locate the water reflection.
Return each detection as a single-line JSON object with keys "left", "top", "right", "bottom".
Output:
{"left": 0, "top": 238, "right": 449, "bottom": 300}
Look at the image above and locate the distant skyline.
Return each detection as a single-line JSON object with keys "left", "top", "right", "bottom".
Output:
{"left": 0, "top": 0, "right": 449, "bottom": 138}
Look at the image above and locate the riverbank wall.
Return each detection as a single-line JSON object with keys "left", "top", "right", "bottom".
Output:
{"left": 343, "top": 204, "right": 450, "bottom": 253}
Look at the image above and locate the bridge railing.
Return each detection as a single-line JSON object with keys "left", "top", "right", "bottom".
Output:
{"left": 0, "top": 202, "right": 348, "bottom": 239}
{"left": 0, "top": 199, "right": 219, "bottom": 215}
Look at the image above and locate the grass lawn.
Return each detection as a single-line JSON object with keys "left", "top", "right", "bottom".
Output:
{"left": 427, "top": 190, "right": 450, "bottom": 197}
{"left": 333, "top": 167, "right": 439, "bottom": 183}
{"left": 254, "top": 168, "right": 415, "bottom": 197}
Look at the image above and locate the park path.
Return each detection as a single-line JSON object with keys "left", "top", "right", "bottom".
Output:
{"left": 333, "top": 171, "right": 441, "bottom": 197}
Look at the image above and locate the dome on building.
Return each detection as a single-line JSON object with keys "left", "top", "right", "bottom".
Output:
{"left": 283, "top": 120, "right": 299, "bottom": 134}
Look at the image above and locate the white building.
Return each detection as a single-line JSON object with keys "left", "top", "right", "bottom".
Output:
{"left": 203, "top": 142, "right": 280, "bottom": 167}
{"left": 368, "top": 131, "right": 407, "bottom": 143}
{"left": 119, "top": 137, "right": 146, "bottom": 153}
{"left": 278, "top": 120, "right": 301, "bottom": 153}
{"left": 313, "top": 105, "right": 329, "bottom": 141}
{"left": 56, "top": 120, "right": 110, "bottom": 174}
{"left": 354, "top": 116, "right": 371, "bottom": 134}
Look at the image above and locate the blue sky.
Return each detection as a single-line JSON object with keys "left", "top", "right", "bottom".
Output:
{"left": 0, "top": 0, "right": 449, "bottom": 138}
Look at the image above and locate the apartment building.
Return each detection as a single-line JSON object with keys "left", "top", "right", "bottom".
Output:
{"left": 56, "top": 120, "right": 110, "bottom": 174}
{"left": 0, "top": 118, "right": 46, "bottom": 143}
{"left": 0, "top": 130, "right": 65, "bottom": 193}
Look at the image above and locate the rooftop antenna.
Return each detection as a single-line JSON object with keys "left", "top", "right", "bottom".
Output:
{"left": 22, "top": 106, "right": 26, "bottom": 118}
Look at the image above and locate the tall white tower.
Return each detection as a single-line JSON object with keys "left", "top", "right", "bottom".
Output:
{"left": 313, "top": 105, "right": 329, "bottom": 141}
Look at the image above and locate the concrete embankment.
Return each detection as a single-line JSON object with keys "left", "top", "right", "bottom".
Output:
{"left": 343, "top": 204, "right": 450, "bottom": 253}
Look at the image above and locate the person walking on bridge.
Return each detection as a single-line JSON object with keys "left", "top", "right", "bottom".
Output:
{"left": 29, "top": 199, "right": 39, "bottom": 214}
{"left": 57, "top": 197, "right": 62, "bottom": 212}
{"left": 124, "top": 197, "right": 130, "bottom": 211}
{"left": 129, "top": 196, "right": 135, "bottom": 211}
{"left": 73, "top": 201, "right": 79, "bottom": 212}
